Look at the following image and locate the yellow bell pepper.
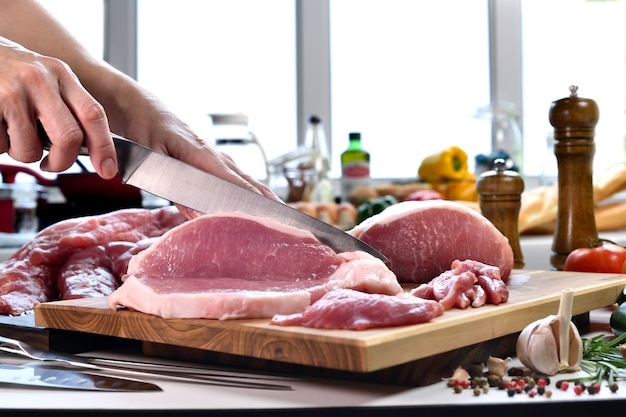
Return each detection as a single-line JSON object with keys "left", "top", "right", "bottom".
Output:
{"left": 418, "top": 146, "right": 469, "bottom": 183}
{"left": 446, "top": 174, "right": 479, "bottom": 202}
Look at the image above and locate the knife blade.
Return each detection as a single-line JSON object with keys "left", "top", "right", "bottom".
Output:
{"left": 37, "top": 123, "right": 388, "bottom": 262}
{"left": 0, "top": 363, "right": 161, "bottom": 391}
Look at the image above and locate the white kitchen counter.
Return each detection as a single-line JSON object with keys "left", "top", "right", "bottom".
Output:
{"left": 521, "top": 229, "right": 626, "bottom": 271}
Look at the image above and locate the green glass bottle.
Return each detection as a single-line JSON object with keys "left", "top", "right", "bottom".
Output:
{"left": 341, "top": 132, "right": 370, "bottom": 203}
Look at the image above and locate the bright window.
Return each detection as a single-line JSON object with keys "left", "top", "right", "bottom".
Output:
{"left": 136, "top": 0, "right": 297, "bottom": 181}
{"left": 38, "top": 0, "right": 104, "bottom": 58}
{"left": 12, "top": 1, "right": 626, "bottom": 188}
{"left": 521, "top": 0, "right": 626, "bottom": 179}
{"left": 329, "top": 0, "right": 490, "bottom": 179}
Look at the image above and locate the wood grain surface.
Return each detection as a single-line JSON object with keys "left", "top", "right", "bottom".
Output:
{"left": 34, "top": 269, "right": 626, "bottom": 373}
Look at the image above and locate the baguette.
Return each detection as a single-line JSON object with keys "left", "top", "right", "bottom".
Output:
{"left": 517, "top": 163, "right": 626, "bottom": 234}
{"left": 593, "top": 164, "right": 626, "bottom": 203}
{"left": 517, "top": 202, "right": 626, "bottom": 235}
{"left": 594, "top": 202, "right": 626, "bottom": 231}
{"left": 518, "top": 185, "right": 559, "bottom": 234}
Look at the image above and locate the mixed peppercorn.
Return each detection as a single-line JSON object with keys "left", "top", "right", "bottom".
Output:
{"left": 447, "top": 362, "right": 620, "bottom": 398}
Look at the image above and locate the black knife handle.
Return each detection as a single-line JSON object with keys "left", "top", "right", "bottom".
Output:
{"left": 37, "top": 119, "right": 90, "bottom": 156}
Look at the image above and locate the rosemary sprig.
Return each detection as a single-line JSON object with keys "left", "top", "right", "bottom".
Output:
{"left": 567, "top": 331, "right": 626, "bottom": 385}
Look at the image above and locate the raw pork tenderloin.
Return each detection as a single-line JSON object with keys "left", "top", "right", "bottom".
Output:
{"left": 0, "top": 206, "right": 185, "bottom": 315}
{"left": 271, "top": 288, "right": 444, "bottom": 330}
{"left": 349, "top": 200, "right": 514, "bottom": 284}
{"left": 271, "top": 259, "right": 507, "bottom": 330}
{"left": 107, "top": 212, "right": 402, "bottom": 320}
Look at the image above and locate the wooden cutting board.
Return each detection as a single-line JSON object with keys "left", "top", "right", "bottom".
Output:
{"left": 34, "top": 269, "right": 626, "bottom": 374}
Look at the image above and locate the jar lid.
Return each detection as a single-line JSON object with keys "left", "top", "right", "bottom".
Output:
{"left": 549, "top": 85, "right": 599, "bottom": 139}
{"left": 476, "top": 159, "right": 524, "bottom": 196}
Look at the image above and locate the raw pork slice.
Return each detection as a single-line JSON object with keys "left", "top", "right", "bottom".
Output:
{"left": 107, "top": 212, "right": 402, "bottom": 320}
{"left": 271, "top": 288, "right": 444, "bottom": 330}
{"left": 349, "top": 200, "right": 514, "bottom": 284}
{"left": 0, "top": 206, "right": 186, "bottom": 315}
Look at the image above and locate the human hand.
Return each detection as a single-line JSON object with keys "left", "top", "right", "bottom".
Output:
{"left": 0, "top": 37, "right": 118, "bottom": 179}
{"left": 111, "top": 94, "right": 282, "bottom": 216}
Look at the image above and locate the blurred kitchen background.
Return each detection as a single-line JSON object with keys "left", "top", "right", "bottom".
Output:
{"left": 1, "top": 0, "right": 626, "bottom": 268}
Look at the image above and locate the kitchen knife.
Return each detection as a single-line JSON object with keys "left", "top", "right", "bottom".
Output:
{"left": 0, "top": 363, "right": 161, "bottom": 391}
{"left": 0, "top": 335, "right": 292, "bottom": 390}
{"left": 37, "top": 123, "right": 388, "bottom": 262}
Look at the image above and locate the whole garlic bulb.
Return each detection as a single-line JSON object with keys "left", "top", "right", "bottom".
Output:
{"left": 516, "top": 288, "right": 582, "bottom": 375}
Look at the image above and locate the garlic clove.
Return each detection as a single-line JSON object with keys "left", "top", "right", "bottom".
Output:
{"left": 562, "top": 322, "right": 582, "bottom": 372}
{"left": 517, "top": 316, "right": 561, "bottom": 375}
{"left": 516, "top": 289, "right": 583, "bottom": 376}
{"left": 515, "top": 318, "right": 541, "bottom": 367}
{"left": 486, "top": 356, "right": 509, "bottom": 377}
{"left": 449, "top": 365, "right": 470, "bottom": 382}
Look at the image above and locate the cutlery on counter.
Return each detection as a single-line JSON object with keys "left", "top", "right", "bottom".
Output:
{"left": 0, "top": 363, "right": 161, "bottom": 391}
{"left": 0, "top": 335, "right": 293, "bottom": 391}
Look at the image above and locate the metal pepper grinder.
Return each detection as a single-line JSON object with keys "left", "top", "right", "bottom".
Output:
{"left": 477, "top": 158, "right": 525, "bottom": 269}
{"left": 548, "top": 85, "right": 599, "bottom": 270}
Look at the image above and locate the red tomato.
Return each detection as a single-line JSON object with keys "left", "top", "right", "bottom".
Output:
{"left": 563, "top": 243, "right": 626, "bottom": 273}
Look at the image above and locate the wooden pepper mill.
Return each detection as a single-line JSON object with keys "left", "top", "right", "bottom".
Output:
{"left": 549, "top": 85, "right": 599, "bottom": 270}
{"left": 477, "top": 158, "right": 525, "bottom": 269}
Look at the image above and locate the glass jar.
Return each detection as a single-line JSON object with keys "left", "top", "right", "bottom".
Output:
{"left": 209, "top": 113, "right": 270, "bottom": 183}
{"left": 473, "top": 102, "right": 523, "bottom": 174}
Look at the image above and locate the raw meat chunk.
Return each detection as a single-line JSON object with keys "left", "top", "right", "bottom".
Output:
{"left": 106, "top": 238, "right": 157, "bottom": 280}
{"left": 0, "top": 206, "right": 186, "bottom": 315}
{"left": 57, "top": 246, "right": 117, "bottom": 300}
{"left": 58, "top": 238, "right": 159, "bottom": 300}
{"left": 12, "top": 206, "right": 184, "bottom": 267}
{"left": 125, "top": 211, "right": 340, "bottom": 282}
{"left": 410, "top": 259, "right": 509, "bottom": 310}
{"left": 271, "top": 288, "right": 444, "bottom": 330}
{"left": 349, "top": 200, "right": 514, "bottom": 284}
{"left": 0, "top": 259, "right": 56, "bottom": 316}
{"left": 108, "top": 212, "right": 402, "bottom": 320}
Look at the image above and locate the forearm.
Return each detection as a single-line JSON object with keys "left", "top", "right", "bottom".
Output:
{"left": 0, "top": 0, "right": 98, "bottom": 72}
{"left": 0, "top": 0, "right": 147, "bottom": 138}
{"left": 0, "top": 1, "right": 277, "bottom": 198}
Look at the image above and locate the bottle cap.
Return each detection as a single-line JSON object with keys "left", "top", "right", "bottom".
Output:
{"left": 209, "top": 113, "right": 249, "bottom": 126}
{"left": 349, "top": 132, "right": 361, "bottom": 140}
{"left": 476, "top": 158, "right": 524, "bottom": 197}
{"left": 548, "top": 85, "right": 599, "bottom": 139}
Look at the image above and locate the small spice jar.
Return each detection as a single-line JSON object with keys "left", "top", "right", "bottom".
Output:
{"left": 476, "top": 158, "right": 525, "bottom": 269}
